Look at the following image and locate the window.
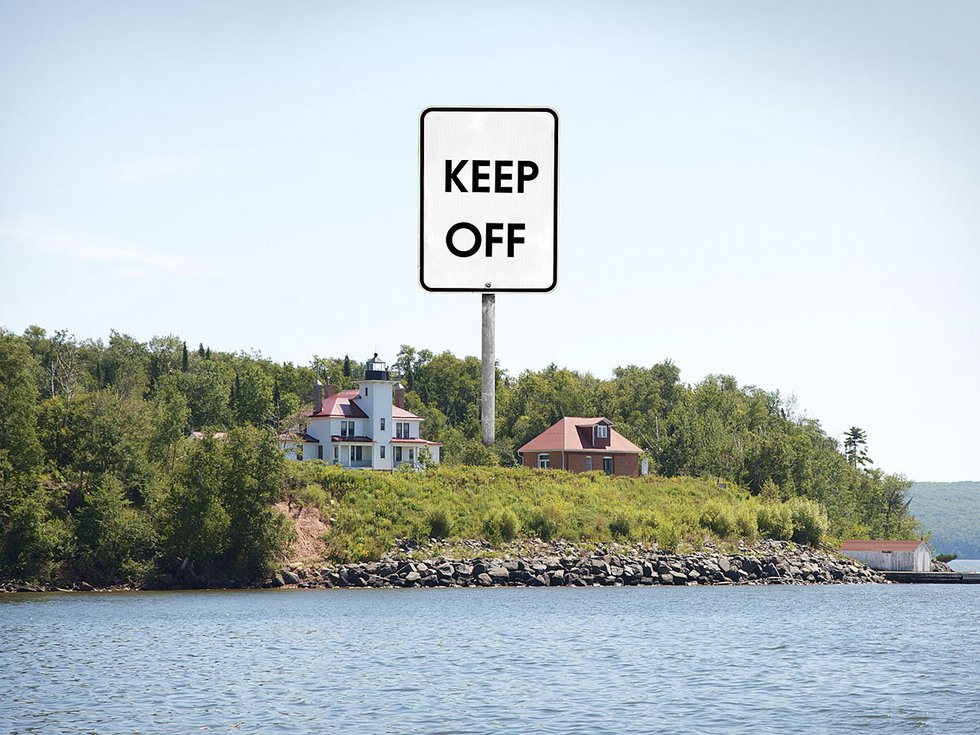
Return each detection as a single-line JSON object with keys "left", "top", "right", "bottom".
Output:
{"left": 409, "top": 449, "right": 414, "bottom": 461}
{"left": 333, "top": 446, "right": 339, "bottom": 460}
{"left": 396, "top": 422, "right": 411, "bottom": 439}
{"left": 596, "top": 424, "right": 608, "bottom": 439}
{"left": 395, "top": 446, "right": 403, "bottom": 462}
{"left": 341, "top": 420, "right": 355, "bottom": 438}
{"left": 350, "top": 446, "right": 363, "bottom": 462}
{"left": 538, "top": 454, "right": 550, "bottom": 469}
{"left": 585, "top": 456, "right": 593, "bottom": 471}
{"left": 364, "top": 387, "right": 369, "bottom": 396}
{"left": 380, "top": 418, "right": 385, "bottom": 431}
{"left": 380, "top": 446, "right": 385, "bottom": 459}
{"left": 603, "top": 457, "right": 613, "bottom": 475}
{"left": 317, "top": 445, "right": 323, "bottom": 460}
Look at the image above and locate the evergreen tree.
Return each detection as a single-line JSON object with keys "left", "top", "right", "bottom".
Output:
{"left": 181, "top": 342, "right": 189, "bottom": 372}
{"left": 844, "top": 426, "right": 872, "bottom": 469}
{"left": 342, "top": 354, "right": 351, "bottom": 378}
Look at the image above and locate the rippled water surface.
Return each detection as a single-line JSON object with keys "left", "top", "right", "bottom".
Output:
{"left": 2, "top": 585, "right": 978, "bottom": 734}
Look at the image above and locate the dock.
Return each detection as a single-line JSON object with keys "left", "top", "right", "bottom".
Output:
{"left": 882, "top": 571, "right": 980, "bottom": 584}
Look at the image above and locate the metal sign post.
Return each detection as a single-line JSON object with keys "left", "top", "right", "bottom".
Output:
{"left": 481, "top": 292, "right": 495, "bottom": 447}
{"left": 420, "top": 107, "right": 558, "bottom": 446}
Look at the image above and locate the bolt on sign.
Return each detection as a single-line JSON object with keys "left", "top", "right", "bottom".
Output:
{"left": 419, "top": 107, "right": 558, "bottom": 292}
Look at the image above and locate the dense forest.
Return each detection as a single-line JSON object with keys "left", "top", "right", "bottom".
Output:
{"left": 0, "top": 326, "right": 919, "bottom": 584}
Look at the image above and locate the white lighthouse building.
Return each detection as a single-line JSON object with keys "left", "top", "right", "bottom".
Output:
{"left": 298, "top": 354, "right": 441, "bottom": 469}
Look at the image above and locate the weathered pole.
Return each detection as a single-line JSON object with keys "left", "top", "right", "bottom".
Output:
{"left": 481, "top": 293, "right": 495, "bottom": 446}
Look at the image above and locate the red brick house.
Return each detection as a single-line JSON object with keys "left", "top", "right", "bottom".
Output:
{"left": 517, "top": 417, "right": 643, "bottom": 476}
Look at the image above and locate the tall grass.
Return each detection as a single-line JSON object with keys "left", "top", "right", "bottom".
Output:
{"left": 287, "top": 463, "right": 828, "bottom": 561}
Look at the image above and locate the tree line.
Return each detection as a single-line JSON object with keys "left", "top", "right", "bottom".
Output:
{"left": 0, "top": 327, "right": 918, "bottom": 583}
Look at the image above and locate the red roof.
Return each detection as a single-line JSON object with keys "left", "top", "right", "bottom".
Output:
{"left": 840, "top": 540, "right": 925, "bottom": 552}
{"left": 518, "top": 417, "right": 642, "bottom": 455}
{"left": 303, "top": 390, "right": 421, "bottom": 421}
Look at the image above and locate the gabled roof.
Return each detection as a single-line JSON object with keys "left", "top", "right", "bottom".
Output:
{"left": 303, "top": 389, "right": 423, "bottom": 420}
{"left": 518, "top": 417, "right": 643, "bottom": 455}
{"left": 279, "top": 432, "right": 318, "bottom": 443}
{"left": 392, "top": 405, "right": 422, "bottom": 419}
{"left": 303, "top": 389, "right": 368, "bottom": 419}
{"left": 841, "top": 540, "right": 926, "bottom": 552}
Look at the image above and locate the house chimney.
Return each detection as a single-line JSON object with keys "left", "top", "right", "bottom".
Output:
{"left": 394, "top": 383, "right": 405, "bottom": 409}
{"left": 326, "top": 384, "right": 337, "bottom": 398}
{"left": 313, "top": 379, "right": 323, "bottom": 415}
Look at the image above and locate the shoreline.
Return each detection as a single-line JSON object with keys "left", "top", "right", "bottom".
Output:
{"left": 2, "top": 539, "right": 887, "bottom": 593}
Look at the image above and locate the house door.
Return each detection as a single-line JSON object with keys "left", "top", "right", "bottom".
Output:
{"left": 603, "top": 457, "right": 613, "bottom": 475}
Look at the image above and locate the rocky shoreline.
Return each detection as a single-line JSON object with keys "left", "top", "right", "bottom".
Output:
{"left": 283, "top": 539, "right": 886, "bottom": 589}
{"left": 1, "top": 539, "right": 888, "bottom": 593}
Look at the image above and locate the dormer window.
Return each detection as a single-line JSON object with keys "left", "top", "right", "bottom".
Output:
{"left": 596, "top": 424, "right": 608, "bottom": 439}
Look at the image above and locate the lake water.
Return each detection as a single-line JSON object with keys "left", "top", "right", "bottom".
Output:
{"left": 2, "top": 585, "right": 978, "bottom": 735}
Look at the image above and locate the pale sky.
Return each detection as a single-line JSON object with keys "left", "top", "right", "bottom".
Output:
{"left": 1, "top": 1, "right": 978, "bottom": 481}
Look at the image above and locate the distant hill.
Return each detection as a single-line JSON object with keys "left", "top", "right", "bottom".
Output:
{"left": 909, "top": 482, "right": 980, "bottom": 558}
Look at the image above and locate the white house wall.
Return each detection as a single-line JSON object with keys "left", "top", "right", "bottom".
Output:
{"left": 842, "top": 547, "right": 931, "bottom": 572}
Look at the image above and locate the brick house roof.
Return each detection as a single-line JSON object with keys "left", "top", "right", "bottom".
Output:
{"left": 517, "top": 417, "right": 643, "bottom": 455}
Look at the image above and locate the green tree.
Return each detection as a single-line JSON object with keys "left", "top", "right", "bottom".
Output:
{"left": 0, "top": 332, "right": 43, "bottom": 502}
{"left": 844, "top": 426, "right": 872, "bottom": 469}
{"left": 160, "top": 435, "right": 231, "bottom": 579}
{"left": 182, "top": 360, "right": 231, "bottom": 429}
{"left": 73, "top": 474, "right": 154, "bottom": 583}
{"left": 222, "top": 426, "right": 291, "bottom": 577}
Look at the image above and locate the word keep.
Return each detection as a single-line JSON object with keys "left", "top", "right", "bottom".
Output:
{"left": 444, "top": 159, "right": 538, "bottom": 258}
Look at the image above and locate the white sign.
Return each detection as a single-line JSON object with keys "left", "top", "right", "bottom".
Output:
{"left": 419, "top": 107, "right": 558, "bottom": 292}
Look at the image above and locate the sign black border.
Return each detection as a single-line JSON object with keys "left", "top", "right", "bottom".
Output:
{"left": 419, "top": 106, "right": 559, "bottom": 293}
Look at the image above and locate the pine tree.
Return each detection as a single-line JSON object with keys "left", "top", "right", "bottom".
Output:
{"left": 843, "top": 426, "right": 873, "bottom": 469}
{"left": 198, "top": 343, "right": 205, "bottom": 358}
{"left": 343, "top": 354, "right": 351, "bottom": 377}
{"left": 181, "top": 342, "right": 189, "bottom": 372}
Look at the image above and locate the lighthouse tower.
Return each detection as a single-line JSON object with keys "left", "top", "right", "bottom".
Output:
{"left": 358, "top": 353, "right": 395, "bottom": 469}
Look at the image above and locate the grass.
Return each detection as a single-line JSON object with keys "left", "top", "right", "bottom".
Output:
{"left": 286, "top": 463, "right": 827, "bottom": 561}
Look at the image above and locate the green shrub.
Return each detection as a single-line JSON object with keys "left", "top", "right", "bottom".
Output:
{"left": 655, "top": 520, "right": 681, "bottom": 551}
{"left": 292, "top": 482, "right": 330, "bottom": 511}
{"left": 427, "top": 508, "right": 453, "bottom": 539}
{"left": 936, "top": 553, "right": 958, "bottom": 563}
{"left": 527, "top": 504, "right": 566, "bottom": 541}
{"left": 787, "top": 497, "right": 828, "bottom": 546}
{"left": 757, "top": 502, "right": 793, "bottom": 541}
{"left": 482, "top": 507, "right": 520, "bottom": 542}
{"left": 760, "top": 478, "right": 783, "bottom": 502}
{"left": 700, "top": 499, "right": 737, "bottom": 537}
{"left": 609, "top": 514, "right": 632, "bottom": 538}
{"left": 735, "top": 504, "right": 758, "bottom": 541}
